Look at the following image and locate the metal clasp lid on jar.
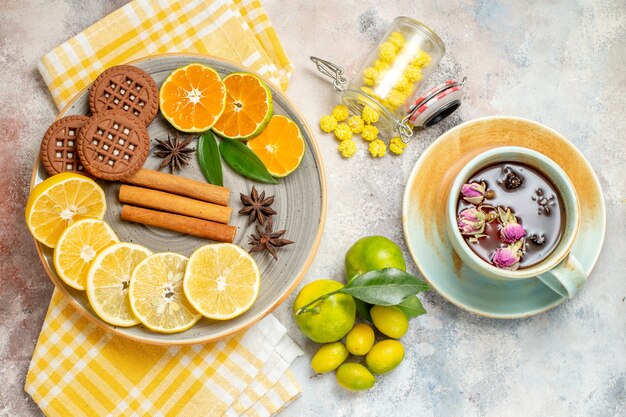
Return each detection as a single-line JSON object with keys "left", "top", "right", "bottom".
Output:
{"left": 311, "top": 56, "right": 466, "bottom": 143}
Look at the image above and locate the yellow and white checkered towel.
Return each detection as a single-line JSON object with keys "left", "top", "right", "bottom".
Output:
{"left": 38, "top": 0, "right": 293, "bottom": 109}
{"left": 26, "top": 292, "right": 302, "bottom": 417}
{"left": 27, "top": 1, "right": 303, "bottom": 416}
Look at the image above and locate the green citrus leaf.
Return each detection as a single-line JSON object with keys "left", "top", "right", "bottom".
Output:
{"left": 219, "top": 138, "right": 278, "bottom": 184}
{"left": 397, "top": 295, "right": 426, "bottom": 319}
{"left": 354, "top": 299, "right": 372, "bottom": 322}
{"left": 197, "top": 131, "right": 223, "bottom": 186}
{"left": 340, "top": 268, "right": 429, "bottom": 306}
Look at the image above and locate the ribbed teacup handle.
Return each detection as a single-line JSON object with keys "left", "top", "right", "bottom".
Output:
{"left": 537, "top": 254, "right": 587, "bottom": 298}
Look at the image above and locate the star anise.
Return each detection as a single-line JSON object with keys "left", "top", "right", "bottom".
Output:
{"left": 154, "top": 133, "right": 195, "bottom": 173}
{"left": 239, "top": 186, "right": 277, "bottom": 225}
{"left": 248, "top": 219, "right": 293, "bottom": 261}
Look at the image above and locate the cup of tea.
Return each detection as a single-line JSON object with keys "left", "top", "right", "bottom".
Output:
{"left": 446, "top": 146, "right": 585, "bottom": 298}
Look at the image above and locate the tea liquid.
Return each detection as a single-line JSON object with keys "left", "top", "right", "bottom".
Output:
{"left": 456, "top": 163, "right": 564, "bottom": 269}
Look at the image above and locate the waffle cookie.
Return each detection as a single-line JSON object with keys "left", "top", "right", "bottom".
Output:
{"left": 40, "top": 115, "right": 92, "bottom": 177}
{"left": 89, "top": 65, "right": 158, "bottom": 125}
{"left": 77, "top": 110, "right": 150, "bottom": 181}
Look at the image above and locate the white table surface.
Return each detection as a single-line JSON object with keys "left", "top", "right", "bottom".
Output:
{"left": 1, "top": 1, "right": 624, "bottom": 416}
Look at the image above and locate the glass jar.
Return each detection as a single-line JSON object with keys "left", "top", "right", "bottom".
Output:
{"left": 312, "top": 17, "right": 464, "bottom": 142}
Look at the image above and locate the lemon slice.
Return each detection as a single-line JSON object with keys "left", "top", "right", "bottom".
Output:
{"left": 183, "top": 244, "right": 260, "bottom": 320}
{"left": 25, "top": 172, "right": 106, "bottom": 248}
{"left": 129, "top": 253, "right": 201, "bottom": 333}
{"left": 53, "top": 219, "right": 119, "bottom": 290}
{"left": 86, "top": 243, "right": 152, "bottom": 327}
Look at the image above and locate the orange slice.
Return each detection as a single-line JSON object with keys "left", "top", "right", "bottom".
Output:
{"left": 212, "top": 72, "right": 273, "bottom": 140}
{"left": 247, "top": 115, "right": 305, "bottom": 177}
{"left": 159, "top": 63, "right": 226, "bottom": 132}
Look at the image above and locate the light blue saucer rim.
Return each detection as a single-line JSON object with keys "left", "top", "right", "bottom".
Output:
{"left": 402, "top": 115, "right": 606, "bottom": 319}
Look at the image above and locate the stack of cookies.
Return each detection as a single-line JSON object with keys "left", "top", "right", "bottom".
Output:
{"left": 40, "top": 65, "right": 158, "bottom": 181}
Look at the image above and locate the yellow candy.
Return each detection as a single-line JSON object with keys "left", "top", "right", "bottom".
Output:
{"left": 334, "top": 123, "right": 353, "bottom": 141}
{"left": 369, "top": 139, "right": 386, "bottom": 158}
{"left": 388, "top": 31, "right": 406, "bottom": 49}
{"left": 380, "top": 99, "right": 392, "bottom": 111}
{"left": 361, "top": 105, "right": 379, "bottom": 124}
{"left": 373, "top": 59, "right": 390, "bottom": 72}
{"left": 332, "top": 104, "right": 350, "bottom": 122}
{"left": 360, "top": 87, "right": 381, "bottom": 101}
{"left": 319, "top": 115, "right": 338, "bottom": 133}
{"left": 412, "top": 50, "right": 432, "bottom": 68}
{"left": 338, "top": 139, "right": 357, "bottom": 158}
{"left": 378, "top": 42, "right": 397, "bottom": 62}
{"left": 398, "top": 82, "right": 414, "bottom": 95}
{"left": 389, "top": 137, "right": 407, "bottom": 155}
{"left": 347, "top": 115, "right": 365, "bottom": 133}
{"left": 362, "top": 67, "right": 378, "bottom": 86}
{"left": 361, "top": 125, "right": 379, "bottom": 142}
{"left": 404, "top": 65, "right": 423, "bottom": 83}
{"left": 394, "top": 76, "right": 412, "bottom": 94}
{"left": 386, "top": 89, "right": 406, "bottom": 109}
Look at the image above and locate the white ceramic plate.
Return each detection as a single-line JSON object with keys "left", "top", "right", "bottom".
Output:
{"left": 31, "top": 54, "right": 326, "bottom": 344}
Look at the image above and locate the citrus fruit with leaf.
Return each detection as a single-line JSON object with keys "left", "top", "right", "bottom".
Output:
{"left": 366, "top": 340, "right": 405, "bottom": 374}
{"left": 159, "top": 63, "right": 226, "bottom": 132}
{"left": 336, "top": 363, "right": 376, "bottom": 391}
{"left": 311, "top": 342, "right": 349, "bottom": 374}
{"left": 370, "top": 305, "right": 409, "bottom": 339}
{"left": 130, "top": 252, "right": 201, "bottom": 333}
{"left": 345, "top": 323, "right": 375, "bottom": 355}
{"left": 345, "top": 236, "right": 406, "bottom": 281}
{"left": 212, "top": 72, "right": 273, "bottom": 140}
{"left": 25, "top": 172, "right": 106, "bottom": 248}
{"left": 86, "top": 242, "right": 152, "bottom": 327}
{"left": 183, "top": 244, "right": 260, "bottom": 320}
{"left": 53, "top": 219, "right": 119, "bottom": 290}
{"left": 345, "top": 236, "right": 405, "bottom": 319}
{"left": 292, "top": 279, "right": 355, "bottom": 343}
{"left": 247, "top": 115, "right": 305, "bottom": 178}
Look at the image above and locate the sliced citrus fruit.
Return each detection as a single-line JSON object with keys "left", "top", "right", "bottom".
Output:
{"left": 212, "top": 72, "right": 273, "bottom": 140}
{"left": 53, "top": 219, "right": 119, "bottom": 290}
{"left": 86, "top": 243, "right": 152, "bottom": 327}
{"left": 247, "top": 115, "right": 305, "bottom": 178}
{"left": 183, "top": 244, "right": 260, "bottom": 320}
{"left": 25, "top": 172, "right": 106, "bottom": 248}
{"left": 129, "top": 253, "right": 201, "bottom": 333}
{"left": 159, "top": 63, "right": 227, "bottom": 132}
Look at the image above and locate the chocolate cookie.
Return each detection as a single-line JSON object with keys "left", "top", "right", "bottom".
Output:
{"left": 77, "top": 110, "right": 150, "bottom": 181}
{"left": 40, "top": 115, "right": 92, "bottom": 177}
{"left": 89, "top": 65, "right": 158, "bottom": 125}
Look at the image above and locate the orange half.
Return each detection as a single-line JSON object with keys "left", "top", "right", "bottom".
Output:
{"left": 247, "top": 115, "right": 305, "bottom": 178}
{"left": 159, "top": 63, "right": 226, "bottom": 132}
{"left": 212, "top": 72, "right": 273, "bottom": 140}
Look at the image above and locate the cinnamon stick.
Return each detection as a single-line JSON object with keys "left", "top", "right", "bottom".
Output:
{"left": 121, "top": 205, "right": 237, "bottom": 243}
{"left": 119, "top": 185, "right": 232, "bottom": 224}
{"left": 121, "top": 169, "right": 230, "bottom": 206}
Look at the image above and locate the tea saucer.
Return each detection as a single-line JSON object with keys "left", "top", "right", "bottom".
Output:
{"left": 402, "top": 116, "right": 606, "bottom": 318}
